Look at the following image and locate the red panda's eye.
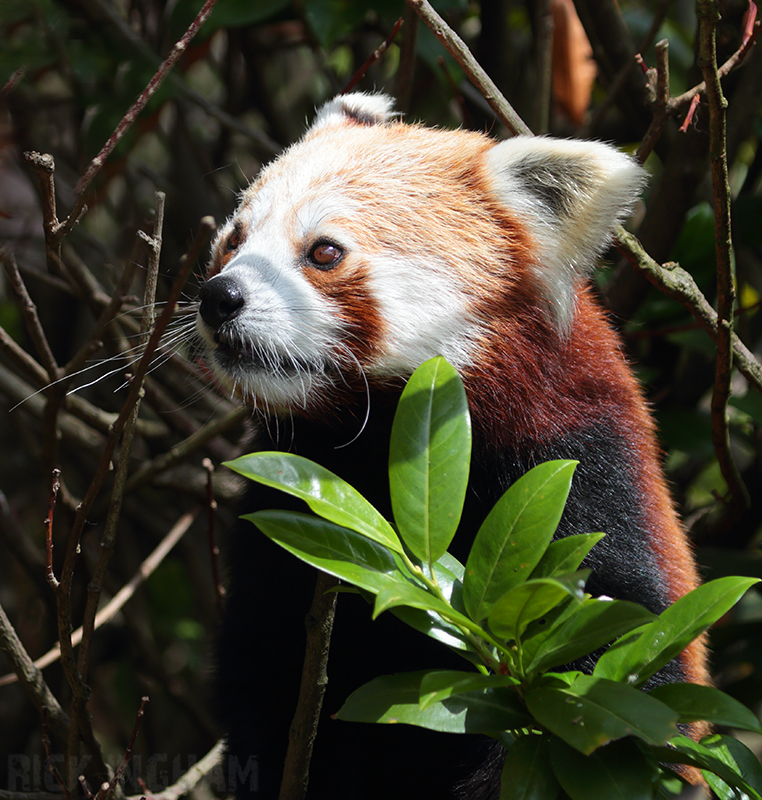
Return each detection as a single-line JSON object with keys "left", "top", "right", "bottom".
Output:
{"left": 308, "top": 241, "right": 343, "bottom": 270}
{"left": 225, "top": 226, "right": 243, "bottom": 253}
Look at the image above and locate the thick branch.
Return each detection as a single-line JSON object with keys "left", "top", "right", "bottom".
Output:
{"left": 277, "top": 572, "right": 337, "bottom": 800}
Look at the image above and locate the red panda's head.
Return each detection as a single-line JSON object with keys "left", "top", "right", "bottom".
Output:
{"left": 195, "top": 93, "right": 644, "bottom": 416}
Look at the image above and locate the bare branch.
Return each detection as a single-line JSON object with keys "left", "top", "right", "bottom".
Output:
{"left": 125, "top": 739, "right": 226, "bottom": 800}
{"left": 101, "top": 696, "right": 149, "bottom": 800}
{"left": 698, "top": 0, "right": 749, "bottom": 516}
{"left": 278, "top": 572, "right": 337, "bottom": 800}
{"left": 75, "top": 191, "right": 166, "bottom": 688}
{"left": 203, "top": 459, "right": 225, "bottom": 608}
{"left": 121, "top": 404, "right": 248, "bottom": 496}
{"left": 2, "top": 254, "right": 60, "bottom": 381}
{"left": 0, "top": 599, "right": 70, "bottom": 744}
{"left": 342, "top": 18, "right": 404, "bottom": 95}
{"left": 41, "top": 707, "right": 72, "bottom": 800}
{"left": 45, "top": 469, "right": 61, "bottom": 590}
{"left": 72, "top": 0, "right": 222, "bottom": 209}
{"left": 0, "top": 509, "right": 198, "bottom": 687}
{"left": 405, "top": 0, "right": 531, "bottom": 135}
{"left": 615, "top": 226, "right": 762, "bottom": 395}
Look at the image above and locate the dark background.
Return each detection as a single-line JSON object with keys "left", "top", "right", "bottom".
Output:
{"left": 1, "top": 0, "right": 762, "bottom": 796}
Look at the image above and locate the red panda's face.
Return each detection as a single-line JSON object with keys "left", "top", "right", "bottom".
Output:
{"left": 195, "top": 93, "right": 644, "bottom": 415}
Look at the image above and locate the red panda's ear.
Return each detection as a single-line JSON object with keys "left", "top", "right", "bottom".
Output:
{"left": 484, "top": 136, "right": 645, "bottom": 331}
{"left": 311, "top": 93, "right": 397, "bottom": 132}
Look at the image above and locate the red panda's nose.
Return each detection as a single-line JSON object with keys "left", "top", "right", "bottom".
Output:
{"left": 198, "top": 275, "right": 245, "bottom": 330}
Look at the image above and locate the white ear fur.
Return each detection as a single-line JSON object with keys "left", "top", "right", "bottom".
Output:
{"left": 310, "top": 93, "right": 397, "bottom": 131}
{"left": 484, "top": 136, "right": 645, "bottom": 330}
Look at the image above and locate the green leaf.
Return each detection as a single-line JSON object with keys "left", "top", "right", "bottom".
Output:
{"left": 594, "top": 577, "right": 760, "bottom": 686}
{"left": 525, "top": 675, "right": 678, "bottom": 755}
{"left": 655, "top": 734, "right": 762, "bottom": 799}
{"left": 701, "top": 734, "right": 762, "bottom": 799}
{"left": 419, "top": 670, "right": 519, "bottom": 709}
{"left": 530, "top": 532, "right": 605, "bottom": 579}
{"left": 227, "top": 452, "right": 403, "bottom": 554}
{"left": 488, "top": 572, "right": 589, "bottom": 642}
{"left": 550, "top": 737, "right": 655, "bottom": 800}
{"left": 244, "top": 510, "right": 410, "bottom": 595}
{"left": 372, "top": 581, "right": 475, "bottom": 634}
{"left": 463, "top": 461, "right": 577, "bottom": 624}
{"left": 336, "top": 670, "right": 533, "bottom": 733}
{"left": 501, "top": 734, "right": 560, "bottom": 800}
{"left": 389, "top": 357, "right": 471, "bottom": 564}
{"left": 526, "top": 598, "right": 656, "bottom": 674}
{"left": 389, "top": 553, "right": 474, "bottom": 652}
{"left": 649, "top": 683, "right": 762, "bottom": 734}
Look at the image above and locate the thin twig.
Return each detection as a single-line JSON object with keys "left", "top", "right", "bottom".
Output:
{"left": 1, "top": 66, "right": 27, "bottom": 99}
{"left": 341, "top": 18, "right": 404, "bottom": 94}
{"left": 125, "top": 739, "right": 226, "bottom": 800}
{"left": 405, "top": 0, "right": 531, "bottom": 135}
{"left": 22, "top": 152, "right": 65, "bottom": 273}
{"left": 0, "top": 324, "right": 50, "bottom": 387}
{"left": 0, "top": 598, "right": 70, "bottom": 744}
{"left": 120, "top": 404, "right": 248, "bottom": 496}
{"left": 137, "top": 191, "right": 166, "bottom": 343}
{"left": 100, "top": 696, "right": 149, "bottom": 800}
{"left": 395, "top": 4, "right": 419, "bottom": 112}
{"left": 45, "top": 469, "right": 61, "bottom": 590}
{"left": 636, "top": 39, "right": 671, "bottom": 162}
{"left": 54, "top": 218, "right": 213, "bottom": 770}
{"left": 203, "top": 459, "right": 225, "bottom": 608}
{"left": 698, "top": 0, "right": 750, "bottom": 515}
{"left": 41, "top": 707, "right": 72, "bottom": 800}
{"left": 75, "top": 192, "right": 165, "bottom": 687}
{"left": 532, "top": 0, "right": 554, "bottom": 134}
{"left": 71, "top": 0, "right": 221, "bottom": 210}
{"left": 61, "top": 256, "right": 138, "bottom": 383}
{"left": 585, "top": 0, "right": 670, "bottom": 135}
{"left": 2, "top": 254, "right": 61, "bottom": 381}
{"left": 615, "top": 226, "right": 762, "bottom": 395}
{"left": 672, "top": 12, "right": 760, "bottom": 112}
{"left": 0, "top": 509, "right": 198, "bottom": 687}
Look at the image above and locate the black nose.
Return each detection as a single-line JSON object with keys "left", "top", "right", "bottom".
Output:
{"left": 198, "top": 275, "right": 245, "bottom": 330}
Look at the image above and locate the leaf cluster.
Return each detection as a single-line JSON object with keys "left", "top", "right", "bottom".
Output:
{"left": 228, "top": 358, "right": 762, "bottom": 799}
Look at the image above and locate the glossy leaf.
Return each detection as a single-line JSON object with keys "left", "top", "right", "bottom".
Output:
{"left": 228, "top": 452, "right": 402, "bottom": 553}
{"left": 390, "top": 553, "right": 473, "bottom": 652}
{"left": 389, "top": 357, "right": 471, "bottom": 564}
{"left": 419, "top": 670, "right": 519, "bottom": 709}
{"left": 525, "top": 675, "right": 678, "bottom": 755}
{"left": 243, "top": 510, "right": 410, "bottom": 595}
{"left": 701, "top": 734, "right": 762, "bottom": 799}
{"left": 463, "top": 461, "right": 577, "bottom": 624}
{"left": 526, "top": 598, "right": 656, "bottom": 674}
{"left": 336, "top": 670, "right": 533, "bottom": 733}
{"left": 594, "top": 577, "right": 759, "bottom": 686}
{"left": 372, "top": 581, "right": 474, "bottom": 634}
{"left": 655, "top": 735, "right": 762, "bottom": 799}
{"left": 530, "top": 532, "right": 605, "bottom": 579}
{"left": 550, "top": 737, "right": 655, "bottom": 800}
{"left": 649, "top": 683, "right": 762, "bottom": 734}
{"left": 488, "top": 572, "right": 588, "bottom": 641}
{"left": 501, "top": 734, "right": 560, "bottom": 800}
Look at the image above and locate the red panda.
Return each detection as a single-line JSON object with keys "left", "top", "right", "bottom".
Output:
{"left": 197, "top": 93, "right": 709, "bottom": 799}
